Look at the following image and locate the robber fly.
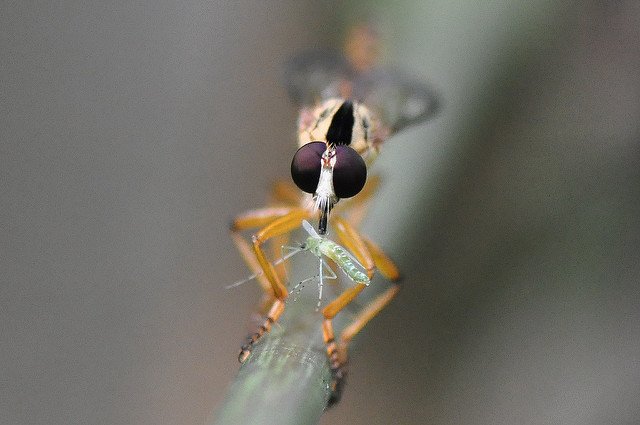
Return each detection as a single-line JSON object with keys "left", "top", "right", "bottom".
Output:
{"left": 229, "top": 24, "right": 438, "bottom": 405}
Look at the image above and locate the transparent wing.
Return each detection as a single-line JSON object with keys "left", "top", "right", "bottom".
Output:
{"left": 283, "top": 49, "right": 440, "bottom": 135}
{"left": 283, "top": 49, "right": 350, "bottom": 106}
{"left": 359, "top": 67, "right": 440, "bottom": 133}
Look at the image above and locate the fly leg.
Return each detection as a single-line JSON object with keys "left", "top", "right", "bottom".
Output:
{"left": 321, "top": 282, "right": 367, "bottom": 407}
{"left": 361, "top": 235, "right": 401, "bottom": 281}
{"left": 267, "top": 181, "right": 305, "bottom": 278}
{"left": 336, "top": 238, "right": 402, "bottom": 392}
{"left": 331, "top": 215, "right": 375, "bottom": 279}
{"left": 325, "top": 217, "right": 402, "bottom": 405}
{"left": 231, "top": 207, "right": 298, "bottom": 297}
{"left": 339, "top": 283, "right": 400, "bottom": 348}
{"left": 231, "top": 208, "right": 312, "bottom": 362}
{"left": 333, "top": 212, "right": 401, "bottom": 281}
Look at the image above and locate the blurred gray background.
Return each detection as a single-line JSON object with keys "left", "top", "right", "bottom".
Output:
{"left": 2, "top": 1, "right": 639, "bottom": 425}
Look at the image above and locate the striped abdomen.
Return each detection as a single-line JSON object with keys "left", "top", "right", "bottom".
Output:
{"left": 318, "top": 239, "right": 369, "bottom": 285}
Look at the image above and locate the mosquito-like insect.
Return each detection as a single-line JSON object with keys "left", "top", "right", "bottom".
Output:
{"left": 229, "top": 24, "right": 438, "bottom": 404}
{"left": 231, "top": 219, "right": 385, "bottom": 404}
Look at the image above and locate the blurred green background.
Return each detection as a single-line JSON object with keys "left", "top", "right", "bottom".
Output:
{"left": 2, "top": 1, "right": 639, "bottom": 424}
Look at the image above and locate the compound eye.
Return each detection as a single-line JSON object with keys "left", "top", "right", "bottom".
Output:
{"left": 291, "top": 141, "right": 326, "bottom": 193}
{"left": 333, "top": 145, "right": 367, "bottom": 198}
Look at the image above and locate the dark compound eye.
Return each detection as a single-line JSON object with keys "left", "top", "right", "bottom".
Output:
{"left": 333, "top": 145, "right": 366, "bottom": 198}
{"left": 291, "top": 141, "right": 326, "bottom": 193}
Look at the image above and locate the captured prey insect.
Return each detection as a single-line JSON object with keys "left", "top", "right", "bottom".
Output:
{"left": 228, "top": 220, "right": 368, "bottom": 306}
{"left": 232, "top": 220, "right": 394, "bottom": 404}
{"left": 229, "top": 24, "right": 438, "bottom": 405}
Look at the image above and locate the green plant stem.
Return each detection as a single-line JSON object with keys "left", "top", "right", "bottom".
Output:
{"left": 213, "top": 299, "right": 332, "bottom": 425}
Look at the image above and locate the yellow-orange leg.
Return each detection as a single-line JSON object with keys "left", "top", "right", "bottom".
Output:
{"left": 230, "top": 231, "right": 274, "bottom": 297}
{"left": 340, "top": 284, "right": 400, "bottom": 345}
{"left": 362, "top": 236, "right": 401, "bottom": 281}
{"left": 331, "top": 215, "right": 375, "bottom": 279}
{"left": 231, "top": 206, "right": 297, "bottom": 296}
{"left": 340, "top": 235, "right": 401, "bottom": 345}
{"left": 251, "top": 208, "right": 311, "bottom": 299}
{"left": 238, "top": 299, "right": 285, "bottom": 362}
{"left": 266, "top": 180, "right": 308, "bottom": 278}
{"left": 323, "top": 225, "right": 401, "bottom": 405}
{"left": 321, "top": 282, "right": 367, "bottom": 406}
{"left": 230, "top": 207, "right": 313, "bottom": 362}
{"left": 321, "top": 279, "right": 401, "bottom": 406}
